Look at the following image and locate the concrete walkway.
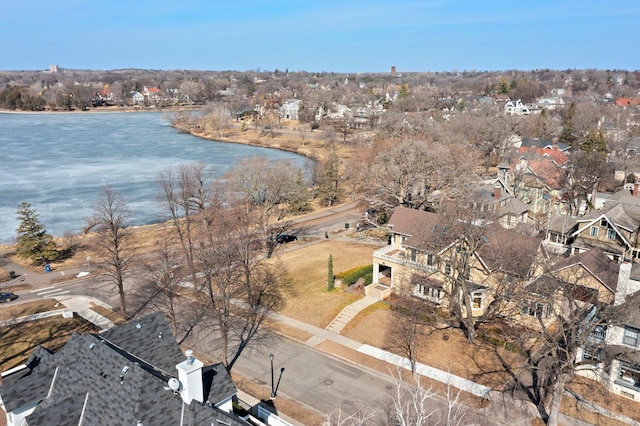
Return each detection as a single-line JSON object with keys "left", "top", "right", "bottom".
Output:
{"left": 57, "top": 295, "right": 115, "bottom": 331}
{"left": 325, "top": 295, "right": 378, "bottom": 333}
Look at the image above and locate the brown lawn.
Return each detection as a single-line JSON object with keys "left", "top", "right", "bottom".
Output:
{"left": 0, "top": 315, "right": 95, "bottom": 371}
{"left": 0, "top": 299, "right": 66, "bottom": 321}
{"left": 271, "top": 239, "right": 379, "bottom": 328}
{"left": 341, "top": 303, "right": 520, "bottom": 389}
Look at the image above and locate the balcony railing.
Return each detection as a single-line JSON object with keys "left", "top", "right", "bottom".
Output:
{"left": 374, "top": 245, "right": 439, "bottom": 273}
{"left": 589, "top": 326, "right": 607, "bottom": 342}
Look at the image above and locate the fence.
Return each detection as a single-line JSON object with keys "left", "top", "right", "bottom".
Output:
{"left": 0, "top": 309, "right": 72, "bottom": 328}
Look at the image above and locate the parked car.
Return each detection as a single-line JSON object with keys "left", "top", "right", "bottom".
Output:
{"left": 276, "top": 234, "right": 297, "bottom": 244}
{"left": 0, "top": 292, "right": 18, "bottom": 303}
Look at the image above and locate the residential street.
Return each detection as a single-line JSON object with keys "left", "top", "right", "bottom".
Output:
{"left": 1, "top": 203, "right": 637, "bottom": 426}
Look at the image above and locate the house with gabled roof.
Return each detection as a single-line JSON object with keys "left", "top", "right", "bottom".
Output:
{"left": 519, "top": 138, "right": 571, "bottom": 153}
{"left": 570, "top": 190, "right": 640, "bottom": 263}
{"left": 504, "top": 99, "right": 530, "bottom": 115}
{"left": 498, "top": 152, "right": 568, "bottom": 216}
{"left": 0, "top": 312, "right": 247, "bottom": 426}
{"left": 470, "top": 182, "right": 531, "bottom": 229}
{"left": 370, "top": 206, "right": 542, "bottom": 315}
{"left": 518, "top": 249, "right": 623, "bottom": 329}
{"left": 573, "top": 260, "right": 640, "bottom": 401}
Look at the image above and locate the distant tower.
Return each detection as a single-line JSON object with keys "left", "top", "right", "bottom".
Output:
{"left": 49, "top": 65, "right": 59, "bottom": 73}
{"left": 391, "top": 66, "right": 396, "bottom": 76}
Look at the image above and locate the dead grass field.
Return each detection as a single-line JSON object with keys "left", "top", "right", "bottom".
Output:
{"left": 270, "top": 239, "right": 379, "bottom": 328}
{"left": 0, "top": 314, "right": 95, "bottom": 371}
{"left": 0, "top": 299, "right": 66, "bottom": 321}
{"left": 189, "top": 119, "right": 358, "bottom": 163}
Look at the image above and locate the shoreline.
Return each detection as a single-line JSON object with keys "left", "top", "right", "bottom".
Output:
{"left": 0, "top": 105, "right": 201, "bottom": 114}
{"left": 177, "top": 125, "right": 322, "bottom": 161}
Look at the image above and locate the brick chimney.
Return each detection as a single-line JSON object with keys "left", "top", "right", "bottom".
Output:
{"left": 633, "top": 183, "right": 639, "bottom": 197}
{"left": 176, "top": 349, "right": 204, "bottom": 405}
{"left": 493, "top": 185, "right": 501, "bottom": 199}
{"left": 615, "top": 261, "right": 632, "bottom": 305}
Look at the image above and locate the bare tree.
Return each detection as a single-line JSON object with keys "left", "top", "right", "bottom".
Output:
{"left": 497, "top": 260, "right": 632, "bottom": 426}
{"left": 385, "top": 281, "right": 435, "bottom": 376}
{"left": 129, "top": 233, "right": 206, "bottom": 344}
{"left": 202, "top": 104, "right": 232, "bottom": 138}
{"left": 391, "top": 368, "right": 467, "bottom": 426}
{"left": 324, "top": 406, "right": 377, "bottom": 426}
{"left": 196, "top": 208, "right": 288, "bottom": 371}
{"left": 157, "top": 162, "right": 219, "bottom": 289}
{"left": 225, "top": 157, "right": 300, "bottom": 247}
{"left": 91, "top": 185, "right": 136, "bottom": 317}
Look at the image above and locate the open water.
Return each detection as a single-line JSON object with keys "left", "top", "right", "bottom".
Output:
{"left": 0, "top": 112, "right": 308, "bottom": 244}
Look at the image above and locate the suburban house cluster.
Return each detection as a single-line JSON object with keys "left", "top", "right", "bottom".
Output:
{"left": 369, "top": 143, "right": 640, "bottom": 401}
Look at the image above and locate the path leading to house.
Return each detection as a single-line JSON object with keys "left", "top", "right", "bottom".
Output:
{"left": 325, "top": 295, "right": 378, "bottom": 333}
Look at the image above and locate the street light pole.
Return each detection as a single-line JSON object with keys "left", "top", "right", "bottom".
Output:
{"left": 269, "top": 353, "right": 276, "bottom": 399}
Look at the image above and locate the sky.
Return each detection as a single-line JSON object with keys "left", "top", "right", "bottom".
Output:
{"left": 2, "top": 0, "right": 639, "bottom": 73}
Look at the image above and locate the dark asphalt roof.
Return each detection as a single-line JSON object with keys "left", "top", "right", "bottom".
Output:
{"left": 0, "top": 311, "right": 246, "bottom": 426}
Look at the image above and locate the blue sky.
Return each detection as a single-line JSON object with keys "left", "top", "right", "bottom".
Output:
{"left": 2, "top": 0, "right": 639, "bottom": 72}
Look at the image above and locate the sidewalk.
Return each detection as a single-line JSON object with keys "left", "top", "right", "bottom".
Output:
{"left": 56, "top": 295, "right": 115, "bottom": 331}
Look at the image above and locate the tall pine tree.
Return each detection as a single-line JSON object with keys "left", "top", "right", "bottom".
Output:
{"left": 15, "top": 202, "right": 58, "bottom": 265}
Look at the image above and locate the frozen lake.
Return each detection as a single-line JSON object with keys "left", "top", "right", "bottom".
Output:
{"left": 0, "top": 112, "right": 308, "bottom": 244}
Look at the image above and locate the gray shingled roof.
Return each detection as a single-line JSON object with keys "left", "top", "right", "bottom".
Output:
{"left": 0, "top": 312, "right": 246, "bottom": 426}
{"left": 99, "top": 311, "right": 185, "bottom": 374}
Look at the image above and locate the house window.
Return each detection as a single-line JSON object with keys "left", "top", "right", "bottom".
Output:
{"left": 617, "top": 362, "right": 640, "bottom": 390}
{"left": 427, "top": 287, "right": 443, "bottom": 301}
{"left": 590, "top": 226, "right": 599, "bottom": 237}
{"left": 521, "top": 299, "right": 546, "bottom": 318}
{"left": 426, "top": 254, "right": 435, "bottom": 266}
{"left": 582, "top": 345, "right": 602, "bottom": 363}
{"left": 550, "top": 232, "right": 566, "bottom": 244}
{"left": 471, "top": 291, "right": 484, "bottom": 309}
{"left": 623, "top": 327, "right": 640, "bottom": 347}
{"left": 601, "top": 218, "right": 608, "bottom": 226}
{"left": 444, "top": 262, "right": 452, "bottom": 276}
{"left": 410, "top": 248, "right": 416, "bottom": 262}
{"left": 607, "top": 229, "right": 616, "bottom": 240}
{"left": 415, "top": 284, "right": 442, "bottom": 302}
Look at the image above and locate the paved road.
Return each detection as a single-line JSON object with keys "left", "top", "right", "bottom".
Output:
{"left": 233, "top": 334, "right": 393, "bottom": 423}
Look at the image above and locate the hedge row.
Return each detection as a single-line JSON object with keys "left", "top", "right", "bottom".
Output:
{"left": 335, "top": 264, "right": 373, "bottom": 285}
